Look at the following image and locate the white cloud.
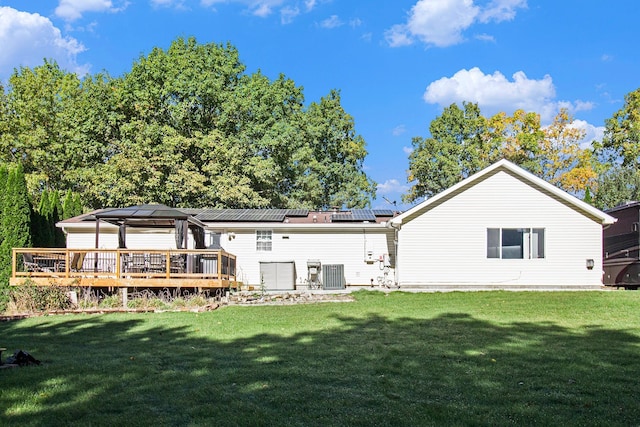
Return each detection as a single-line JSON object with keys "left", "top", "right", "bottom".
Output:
{"left": 0, "top": 7, "right": 88, "bottom": 79}
{"left": 478, "top": 0, "right": 527, "bottom": 23}
{"left": 152, "top": 0, "right": 187, "bottom": 8}
{"left": 424, "top": 67, "right": 567, "bottom": 121}
{"left": 403, "top": 146, "right": 414, "bottom": 155}
{"left": 386, "top": 0, "right": 526, "bottom": 48}
{"left": 474, "top": 33, "right": 495, "bottom": 42}
{"left": 320, "top": 15, "right": 343, "bottom": 29}
{"left": 423, "top": 67, "right": 601, "bottom": 141}
{"left": 569, "top": 119, "right": 605, "bottom": 148}
{"left": 377, "top": 179, "right": 409, "bottom": 195}
{"left": 55, "top": 0, "right": 128, "bottom": 21}
{"left": 203, "top": 0, "right": 320, "bottom": 21}
{"left": 281, "top": 6, "right": 299, "bottom": 24}
{"left": 201, "top": 0, "right": 284, "bottom": 17}
{"left": 392, "top": 125, "right": 406, "bottom": 136}
{"left": 349, "top": 18, "right": 362, "bottom": 28}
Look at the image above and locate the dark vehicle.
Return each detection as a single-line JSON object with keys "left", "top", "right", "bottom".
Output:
{"left": 603, "top": 201, "right": 640, "bottom": 288}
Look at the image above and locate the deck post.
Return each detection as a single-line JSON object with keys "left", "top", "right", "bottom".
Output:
{"left": 121, "top": 287, "right": 128, "bottom": 308}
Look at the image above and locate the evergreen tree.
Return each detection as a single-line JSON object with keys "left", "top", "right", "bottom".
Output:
{"left": 62, "top": 190, "right": 73, "bottom": 219}
{"left": 0, "top": 164, "right": 8, "bottom": 247}
{"left": 36, "top": 189, "right": 54, "bottom": 247}
{"left": 72, "top": 193, "right": 83, "bottom": 218}
{"left": 0, "top": 164, "right": 32, "bottom": 286}
{"left": 50, "top": 190, "right": 66, "bottom": 247}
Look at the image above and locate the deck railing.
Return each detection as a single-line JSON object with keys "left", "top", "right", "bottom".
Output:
{"left": 11, "top": 248, "right": 237, "bottom": 288}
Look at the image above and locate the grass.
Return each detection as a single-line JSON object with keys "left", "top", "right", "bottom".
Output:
{"left": 1, "top": 290, "right": 640, "bottom": 426}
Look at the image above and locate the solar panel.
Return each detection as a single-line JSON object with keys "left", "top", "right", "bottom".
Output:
{"left": 195, "top": 210, "right": 227, "bottom": 221}
{"left": 284, "top": 209, "right": 309, "bottom": 217}
{"left": 331, "top": 209, "right": 377, "bottom": 222}
{"left": 258, "top": 210, "right": 287, "bottom": 222}
{"left": 195, "top": 208, "right": 314, "bottom": 222}
{"left": 331, "top": 213, "right": 354, "bottom": 221}
{"left": 351, "top": 209, "right": 376, "bottom": 221}
{"left": 214, "top": 209, "right": 247, "bottom": 221}
{"left": 372, "top": 209, "right": 394, "bottom": 216}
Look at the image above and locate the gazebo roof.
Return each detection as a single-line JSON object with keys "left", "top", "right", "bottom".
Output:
{"left": 93, "top": 204, "right": 206, "bottom": 228}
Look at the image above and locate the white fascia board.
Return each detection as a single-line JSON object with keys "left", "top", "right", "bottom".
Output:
{"left": 391, "top": 159, "right": 616, "bottom": 226}
{"left": 57, "top": 221, "right": 119, "bottom": 231}
{"left": 204, "top": 222, "right": 388, "bottom": 231}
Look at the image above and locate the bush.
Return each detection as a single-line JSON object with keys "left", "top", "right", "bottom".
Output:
{"left": 10, "top": 281, "right": 74, "bottom": 312}
{"left": 98, "top": 294, "right": 122, "bottom": 309}
{"left": 0, "top": 284, "right": 9, "bottom": 313}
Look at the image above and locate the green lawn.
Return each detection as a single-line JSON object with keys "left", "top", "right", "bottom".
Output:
{"left": 2, "top": 290, "right": 640, "bottom": 426}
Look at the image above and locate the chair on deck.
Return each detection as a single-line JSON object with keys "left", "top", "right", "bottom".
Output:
{"left": 71, "top": 252, "right": 86, "bottom": 272}
{"left": 170, "top": 255, "right": 186, "bottom": 274}
{"left": 130, "top": 254, "right": 147, "bottom": 273}
{"left": 148, "top": 254, "right": 166, "bottom": 273}
{"left": 22, "top": 253, "right": 42, "bottom": 272}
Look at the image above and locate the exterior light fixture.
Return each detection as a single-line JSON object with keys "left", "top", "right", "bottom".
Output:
{"left": 586, "top": 259, "right": 595, "bottom": 270}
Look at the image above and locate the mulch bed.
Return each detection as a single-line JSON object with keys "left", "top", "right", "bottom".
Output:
{"left": 0, "top": 293, "right": 355, "bottom": 320}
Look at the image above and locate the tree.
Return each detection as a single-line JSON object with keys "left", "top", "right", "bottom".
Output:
{"left": 593, "top": 165, "right": 640, "bottom": 210}
{"left": 301, "top": 90, "right": 375, "bottom": 208}
{"left": 0, "top": 61, "right": 85, "bottom": 195}
{"left": 62, "top": 190, "right": 83, "bottom": 219}
{"left": 74, "top": 37, "right": 375, "bottom": 209}
{"left": 488, "top": 109, "right": 544, "bottom": 175}
{"left": 404, "top": 101, "right": 612, "bottom": 204}
{"left": 598, "top": 87, "right": 640, "bottom": 168}
{"left": 404, "top": 102, "right": 501, "bottom": 203}
{"left": 0, "top": 164, "right": 32, "bottom": 285}
{"left": 538, "top": 108, "right": 599, "bottom": 194}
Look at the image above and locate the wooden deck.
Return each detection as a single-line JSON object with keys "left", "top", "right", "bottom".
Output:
{"left": 11, "top": 248, "right": 238, "bottom": 289}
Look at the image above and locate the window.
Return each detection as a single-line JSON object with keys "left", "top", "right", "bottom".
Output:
{"left": 256, "top": 230, "right": 272, "bottom": 251}
{"left": 487, "top": 228, "right": 545, "bottom": 259}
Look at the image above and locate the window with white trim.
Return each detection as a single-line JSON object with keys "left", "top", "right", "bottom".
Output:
{"left": 256, "top": 230, "right": 272, "bottom": 251}
{"left": 487, "top": 228, "right": 545, "bottom": 259}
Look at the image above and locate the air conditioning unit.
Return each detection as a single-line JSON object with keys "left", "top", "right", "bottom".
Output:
{"left": 323, "top": 264, "right": 345, "bottom": 290}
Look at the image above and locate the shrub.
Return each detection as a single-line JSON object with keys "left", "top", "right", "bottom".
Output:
{"left": 10, "top": 281, "right": 73, "bottom": 312}
{"left": 99, "top": 294, "right": 122, "bottom": 308}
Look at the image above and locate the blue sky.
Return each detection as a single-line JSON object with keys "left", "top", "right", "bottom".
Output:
{"left": 1, "top": 0, "right": 639, "bottom": 210}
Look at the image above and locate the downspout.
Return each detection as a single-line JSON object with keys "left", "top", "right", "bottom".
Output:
{"left": 386, "top": 219, "right": 401, "bottom": 286}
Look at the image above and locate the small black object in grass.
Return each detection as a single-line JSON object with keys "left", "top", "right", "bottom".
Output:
{"left": 6, "top": 350, "right": 41, "bottom": 366}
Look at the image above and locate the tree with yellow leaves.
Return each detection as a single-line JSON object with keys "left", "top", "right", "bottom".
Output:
{"left": 539, "top": 108, "right": 599, "bottom": 194}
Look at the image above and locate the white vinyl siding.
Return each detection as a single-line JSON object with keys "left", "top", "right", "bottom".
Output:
{"left": 397, "top": 170, "right": 605, "bottom": 288}
{"left": 224, "top": 227, "right": 394, "bottom": 287}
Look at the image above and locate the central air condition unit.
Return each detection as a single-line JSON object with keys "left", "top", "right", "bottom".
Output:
{"left": 322, "top": 264, "right": 345, "bottom": 290}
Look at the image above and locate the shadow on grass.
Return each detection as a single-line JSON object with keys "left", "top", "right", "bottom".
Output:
{"left": 1, "top": 309, "right": 639, "bottom": 426}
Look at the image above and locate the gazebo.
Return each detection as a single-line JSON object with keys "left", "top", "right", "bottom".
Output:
{"left": 10, "top": 204, "right": 238, "bottom": 290}
{"left": 93, "top": 204, "right": 208, "bottom": 250}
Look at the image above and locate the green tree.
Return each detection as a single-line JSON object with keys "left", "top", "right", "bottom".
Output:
{"left": 301, "top": 90, "right": 376, "bottom": 208}
{"left": 404, "top": 102, "right": 501, "bottom": 203}
{"left": 0, "top": 61, "right": 85, "bottom": 195}
{"left": 488, "top": 109, "right": 544, "bottom": 175}
{"left": 75, "top": 37, "right": 374, "bottom": 209}
{"left": 62, "top": 190, "right": 83, "bottom": 219}
{"left": 0, "top": 164, "right": 8, "bottom": 247}
{"left": 598, "top": 87, "right": 640, "bottom": 168}
{"left": 593, "top": 165, "right": 640, "bottom": 210}
{"left": 0, "top": 164, "right": 32, "bottom": 286}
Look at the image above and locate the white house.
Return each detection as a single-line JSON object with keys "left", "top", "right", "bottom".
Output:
{"left": 59, "top": 208, "right": 397, "bottom": 291}
{"left": 389, "top": 159, "right": 616, "bottom": 290}
{"left": 58, "top": 160, "right": 616, "bottom": 291}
